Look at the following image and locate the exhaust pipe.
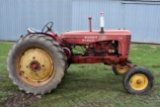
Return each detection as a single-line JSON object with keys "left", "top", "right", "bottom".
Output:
{"left": 100, "top": 12, "right": 105, "bottom": 33}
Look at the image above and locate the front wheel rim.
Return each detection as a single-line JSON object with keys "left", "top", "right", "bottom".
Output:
{"left": 116, "top": 65, "right": 129, "bottom": 74}
{"left": 129, "top": 73, "right": 149, "bottom": 91}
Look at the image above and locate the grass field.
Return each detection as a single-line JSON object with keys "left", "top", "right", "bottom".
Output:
{"left": 0, "top": 42, "right": 160, "bottom": 107}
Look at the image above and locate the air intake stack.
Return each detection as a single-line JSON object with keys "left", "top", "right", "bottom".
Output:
{"left": 88, "top": 17, "right": 92, "bottom": 32}
{"left": 100, "top": 12, "right": 105, "bottom": 33}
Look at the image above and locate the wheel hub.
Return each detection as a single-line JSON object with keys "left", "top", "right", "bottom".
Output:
{"left": 30, "top": 61, "right": 41, "bottom": 71}
{"left": 136, "top": 79, "right": 142, "bottom": 84}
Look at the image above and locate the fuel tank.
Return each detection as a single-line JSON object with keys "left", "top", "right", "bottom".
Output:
{"left": 61, "top": 30, "right": 131, "bottom": 45}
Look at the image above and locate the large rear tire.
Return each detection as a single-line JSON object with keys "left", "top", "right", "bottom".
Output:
{"left": 7, "top": 34, "right": 66, "bottom": 95}
{"left": 123, "top": 66, "right": 154, "bottom": 95}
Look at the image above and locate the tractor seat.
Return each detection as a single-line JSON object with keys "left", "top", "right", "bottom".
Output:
{"left": 27, "top": 28, "right": 42, "bottom": 33}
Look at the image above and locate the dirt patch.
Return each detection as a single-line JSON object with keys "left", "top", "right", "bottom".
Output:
{"left": 0, "top": 92, "right": 40, "bottom": 107}
{"left": 152, "top": 65, "right": 160, "bottom": 68}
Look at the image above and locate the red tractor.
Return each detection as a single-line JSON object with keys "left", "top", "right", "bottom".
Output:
{"left": 7, "top": 13, "right": 154, "bottom": 95}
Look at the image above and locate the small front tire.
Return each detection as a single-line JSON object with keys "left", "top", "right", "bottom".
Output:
{"left": 112, "top": 65, "right": 129, "bottom": 76}
{"left": 123, "top": 66, "right": 154, "bottom": 95}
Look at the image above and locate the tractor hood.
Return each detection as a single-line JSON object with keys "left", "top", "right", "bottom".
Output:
{"left": 61, "top": 30, "right": 131, "bottom": 44}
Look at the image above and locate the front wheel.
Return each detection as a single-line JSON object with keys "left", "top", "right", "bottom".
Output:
{"left": 112, "top": 64, "right": 129, "bottom": 76}
{"left": 123, "top": 66, "right": 154, "bottom": 95}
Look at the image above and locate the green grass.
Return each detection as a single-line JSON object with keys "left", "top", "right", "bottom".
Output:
{"left": 1, "top": 42, "right": 160, "bottom": 107}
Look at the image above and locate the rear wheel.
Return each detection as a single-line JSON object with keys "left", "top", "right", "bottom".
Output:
{"left": 7, "top": 34, "right": 66, "bottom": 95}
{"left": 123, "top": 66, "right": 154, "bottom": 95}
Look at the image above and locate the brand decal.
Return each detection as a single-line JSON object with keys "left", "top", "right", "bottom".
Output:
{"left": 82, "top": 36, "right": 97, "bottom": 42}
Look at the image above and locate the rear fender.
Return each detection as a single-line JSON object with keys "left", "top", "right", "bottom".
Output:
{"left": 25, "top": 32, "right": 62, "bottom": 44}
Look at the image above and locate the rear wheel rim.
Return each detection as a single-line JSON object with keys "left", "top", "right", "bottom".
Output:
{"left": 16, "top": 47, "right": 54, "bottom": 86}
{"left": 129, "top": 73, "right": 149, "bottom": 91}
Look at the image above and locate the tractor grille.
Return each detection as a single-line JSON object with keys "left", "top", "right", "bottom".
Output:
{"left": 125, "top": 36, "right": 131, "bottom": 55}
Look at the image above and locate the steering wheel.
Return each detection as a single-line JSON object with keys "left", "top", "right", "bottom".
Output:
{"left": 41, "top": 22, "right": 53, "bottom": 33}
